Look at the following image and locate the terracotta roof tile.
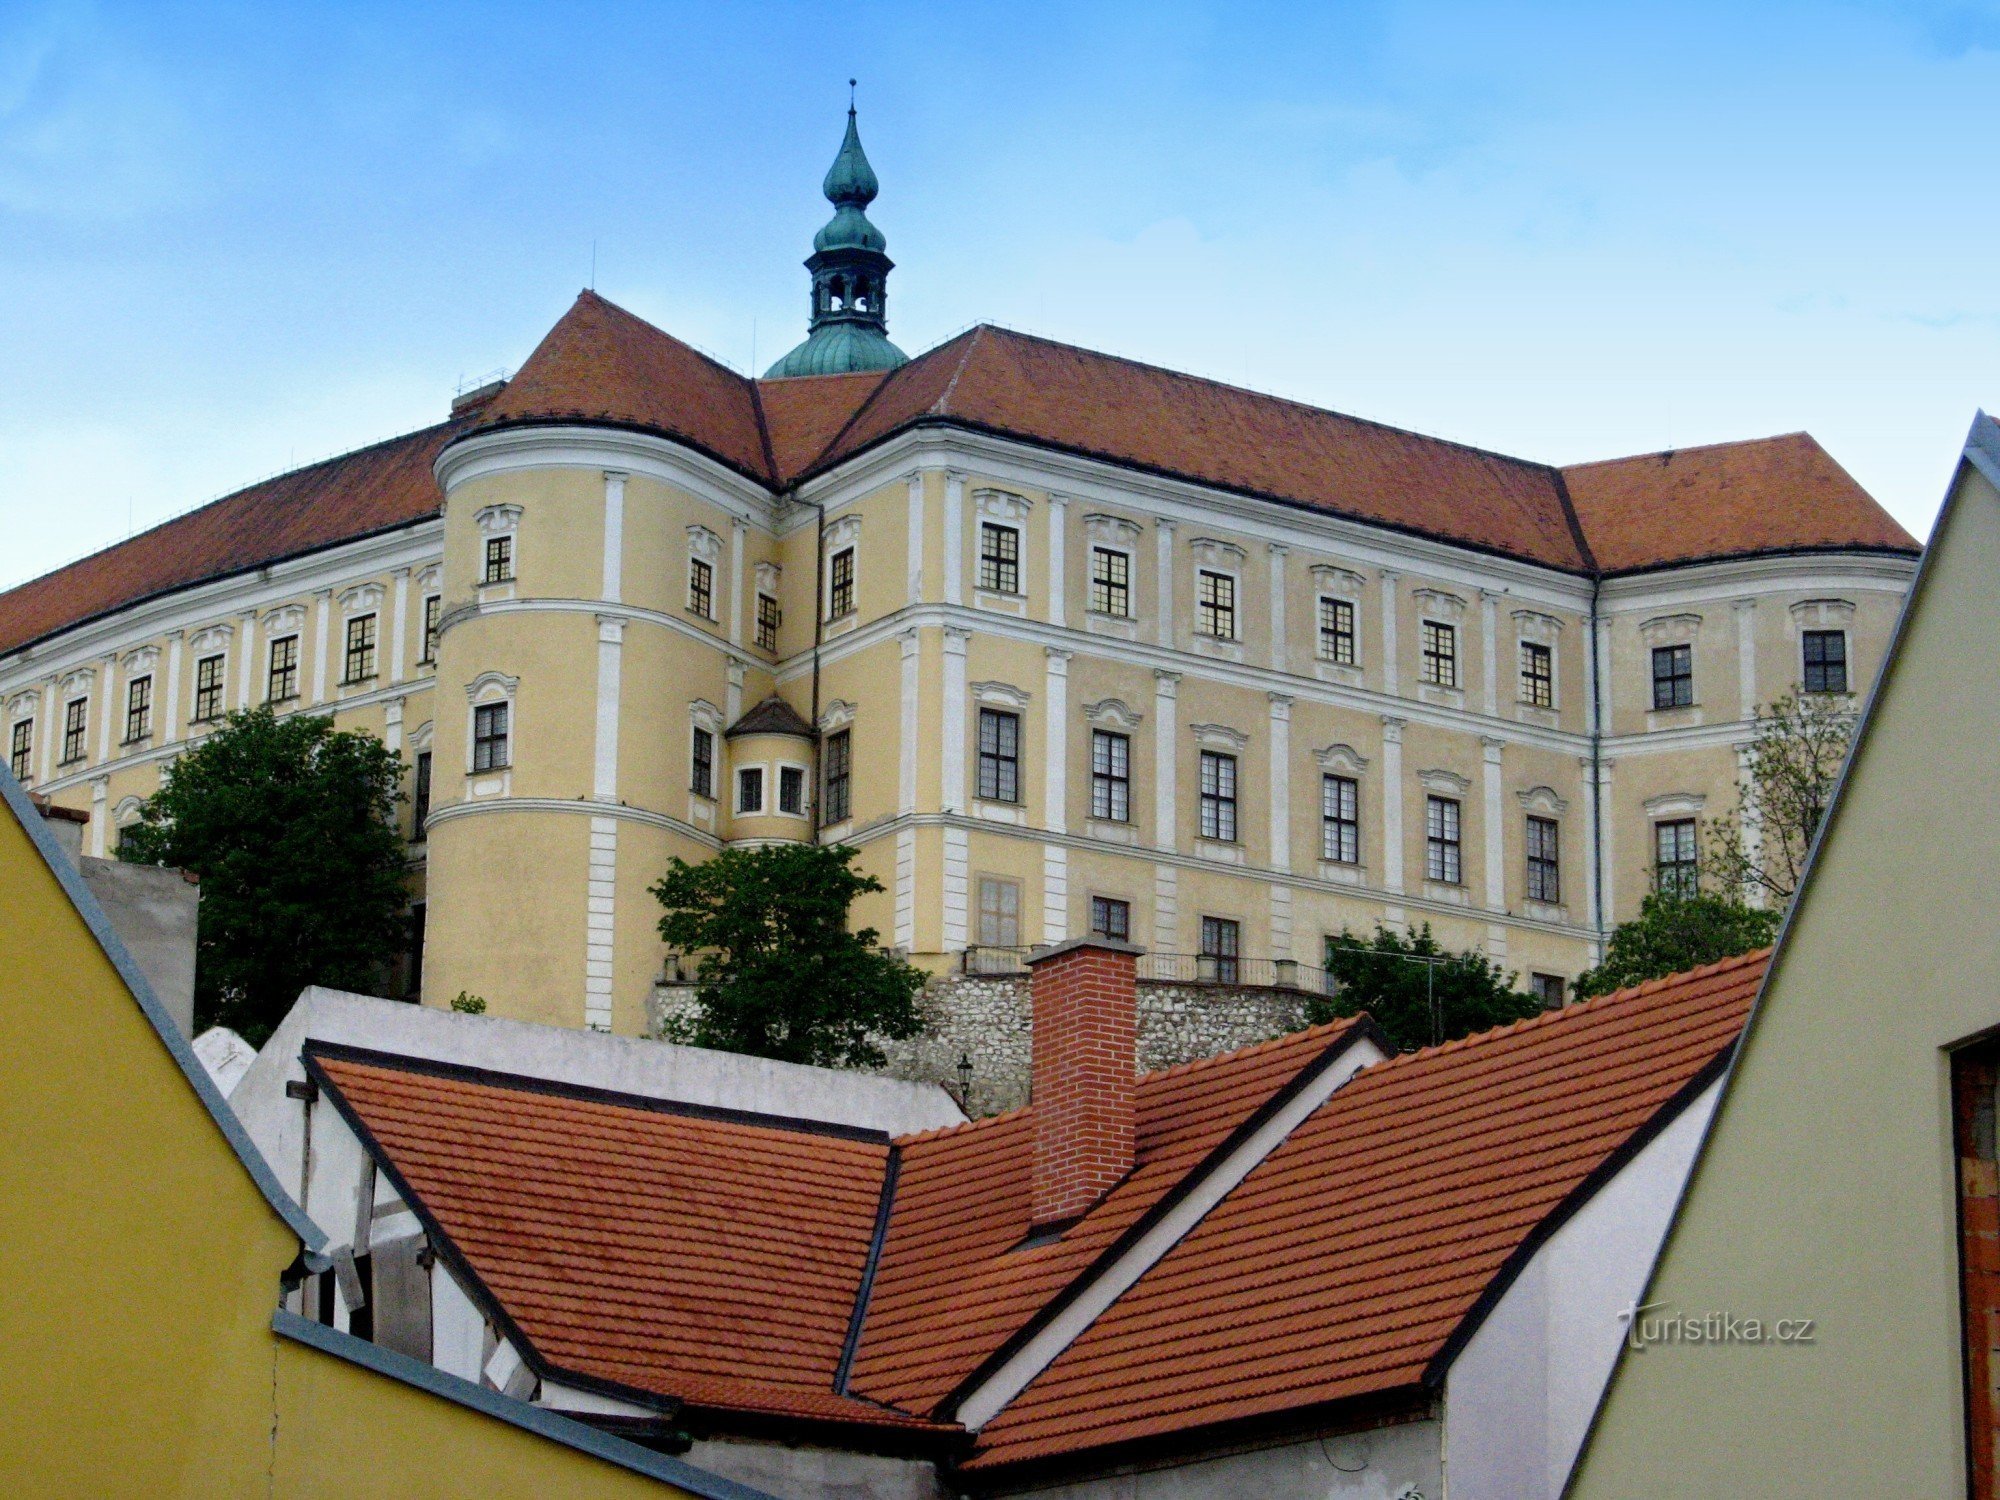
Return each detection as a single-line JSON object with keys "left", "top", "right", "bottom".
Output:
{"left": 0, "top": 416, "right": 470, "bottom": 659}
{"left": 756, "top": 369, "right": 888, "bottom": 480}
{"left": 956, "top": 951, "right": 1766, "bottom": 1471}
{"left": 1562, "top": 433, "right": 1920, "bottom": 574}
{"left": 309, "top": 1048, "right": 948, "bottom": 1435}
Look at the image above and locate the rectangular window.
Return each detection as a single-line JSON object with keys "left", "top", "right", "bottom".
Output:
{"left": 1521, "top": 641, "right": 1554, "bottom": 708}
{"left": 1321, "top": 774, "right": 1359, "bottom": 864}
{"left": 977, "top": 708, "right": 1021, "bottom": 803}
{"left": 1199, "top": 750, "right": 1239, "bottom": 842}
{"left": 1527, "top": 814, "right": 1561, "bottom": 904}
{"left": 1319, "top": 597, "right": 1356, "bottom": 665}
{"left": 737, "top": 766, "right": 764, "bottom": 814}
{"left": 1200, "top": 916, "right": 1241, "bottom": 984}
{"left": 1803, "top": 629, "right": 1848, "bottom": 694}
{"left": 1531, "top": 973, "right": 1566, "bottom": 1009}
{"left": 691, "top": 727, "right": 715, "bottom": 799}
{"left": 778, "top": 764, "right": 805, "bottom": 816}
{"left": 1655, "top": 817, "right": 1699, "bottom": 897}
{"left": 406, "top": 901, "right": 427, "bottom": 1000}
{"left": 194, "top": 654, "right": 226, "bottom": 722}
{"left": 1089, "top": 547, "right": 1130, "bottom": 617}
{"left": 412, "top": 751, "right": 432, "bottom": 839}
{"left": 9, "top": 719, "right": 32, "bottom": 781}
{"left": 755, "top": 594, "right": 781, "bottom": 652}
{"left": 689, "top": 558, "right": 714, "bottom": 619}
{"left": 978, "top": 523, "right": 1020, "bottom": 594}
{"left": 421, "top": 595, "right": 441, "bottom": 664}
{"left": 823, "top": 729, "right": 851, "bottom": 824}
{"left": 472, "top": 702, "right": 509, "bottom": 773}
{"left": 1090, "top": 730, "right": 1130, "bottom": 823}
{"left": 268, "top": 635, "right": 299, "bottom": 703}
{"left": 1090, "top": 896, "right": 1131, "bottom": 941}
{"left": 124, "top": 676, "right": 153, "bottom": 743}
{"left": 1422, "top": 621, "right": 1458, "bottom": 688}
{"left": 828, "top": 547, "right": 855, "bottom": 617}
{"left": 1426, "top": 795, "right": 1463, "bottom": 885}
{"left": 343, "top": 615, "right": 377, "bottom": 683}
{"left": 977, "top": 877, "right": 1021, "bottom": 947}
{"left": 1651, "top": 644, "right": 1693, "bottom": 709}
{"left": 483, "top": 535, "right": 513, "bottom": 584}
{"left": 61, "top": 699, "right": 87, "bottom": 764}
{"left": 1197, "top": 571, "right": 1237, "bottom": 639}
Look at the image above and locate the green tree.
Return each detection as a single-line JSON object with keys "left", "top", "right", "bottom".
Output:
{"left": 119, "top": 706, "right": 409, "bottom": 1044}
{"left": 1706, "top": 690, "right": 1856, "bottom": 906}
{"left": 1307, "top": 924, "right": 1543, "bottom": 1052}
{"left": 1571, "top": 891, "right": 1779, "bottom": 1000}
{"left": 652, "top": 843, "right": 927, "bottom": 1067}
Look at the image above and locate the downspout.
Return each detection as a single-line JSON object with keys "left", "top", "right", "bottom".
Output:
{"left": 1588, "top": 569, "right": 1606, "bottom": 958}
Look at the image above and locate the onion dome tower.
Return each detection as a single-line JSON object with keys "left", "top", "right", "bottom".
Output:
{"left": 765, "top": 90, "right": 910, "bottom": 378}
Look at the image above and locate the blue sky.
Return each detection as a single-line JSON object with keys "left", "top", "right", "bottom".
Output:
{"left": 2, "top": 0, "right": 1995, "bottom": 588}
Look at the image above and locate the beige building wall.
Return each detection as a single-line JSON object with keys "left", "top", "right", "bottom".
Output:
{"left": 1568, "top": 421, "right": 2000, "bottom": 1499}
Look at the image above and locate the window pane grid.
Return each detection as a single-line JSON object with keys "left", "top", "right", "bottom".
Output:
{"left": 1651, "top": 645, "right": 1693, "bottom": 709}
{"left": 1197, "top": 571, "right": 1236, "bottom": 639}
{"left": 1422, "top": 622, "right": 1458, "bottom": 687}
{"left": 1090, "top": 896, "right": 1130, "bottom": 940}
{"left": 1090, "top": 548, "right": 1130, "bottom": 616}
{"left": 1319, "top": 598, "right": 1356, "bottom": 664}
{"left": 124, "top": 676, "right": 152, "bottom": 742}
{"left": 689, "top": 559, "right": 714, "bottom": 619}
{"left": 483, "top": 535, "right": 513, "bottom": 584}
{"left": 692, "top": 727, "right": 714, "bottom": 799}
{"left": 978, "top": 877, "right": 1020, "bottom": 946}
{"left": 977, "top": 708, "right": 1020, "bottom": 803}
{"left": 979, "top": 524, "right": 1020, "bottom": 594}
{"left": 756, "top": 594, "right": 781, "bottom": 652}
{"left": 1090, "top": 730, "right": 1130, "bottom": 822}
{"left": 1521, "top": 642, "right": 1553, "bottom": 708}
{"left": 823, "top": 730, "right": 852, "bottom": 824}
{"left": 778, "top": 765, "right": 805, "bottom": 815}
{"left": 472, "top": 702, "right": 509, "bottom": 773}
{"left": 1426, "top": 795, "right": 1462, "bottom": 884}
{"left": 194, "top": 654, "right": 225, "bottom": 722}
{"left": 1803, "top": 630, "right": 1848, "bottom": 693}
{"left": 268, "top": 636, "right": 299, "bottom": 703}
{"left": 1321, "top": 774, "right": 1359, "bottom": 864}
{"left": 829, "top": 548, "right": 855, "bottom": 617}
{"left": 61, "top": 699, "right": 87, "bottom": 763}
{"left": 343, "top": 615, "right": 377, "bottom": 683}
{"left": 10, "top": 719, "right": 33, "bottom": 781}
{"left": 1200, "top": 916, "right": 1241, "bottom": 983}
{"left": 1199, "top": 751, "right": 1238, "bottom": 842}
{"left": 1527, "top": 815, "right": 1561, "bottom": 904}
{"left": 1655, "top": 817, "right": 1699, "bottom": 897}
{"left": 421, "top": 596, "right": 441, "bottom": 663}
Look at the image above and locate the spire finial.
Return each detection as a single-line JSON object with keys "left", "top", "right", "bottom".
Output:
{"left": 849, "top": 78, "right": 857, "bottom": 114}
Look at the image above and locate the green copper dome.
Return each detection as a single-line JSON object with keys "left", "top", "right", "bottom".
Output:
{"left": 766, "top": 99, "right": 908, "bottom": 379}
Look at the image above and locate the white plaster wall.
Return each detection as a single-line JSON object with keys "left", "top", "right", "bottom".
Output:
{"left": 683, "top": 1437, "right": 951, "bottom": 1500}
{"left": 1443, "top": 1079, "right": 1720, "bottom": 1499}
{"left": 1003, "top": 1421, "right": 1441, "bottom": 1500}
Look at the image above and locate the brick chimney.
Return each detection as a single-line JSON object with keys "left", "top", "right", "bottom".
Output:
{"left": 1027, "top": 936, "right": 1141, "bottom": 1230}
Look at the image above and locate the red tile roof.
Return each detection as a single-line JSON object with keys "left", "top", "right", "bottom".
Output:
{"left": 0, "top": 289, "right": 1917, "bottom": 659}
{"left": 956, "top": 950, "right": 1766, "bottom": 1472}
{"left": 308, "top": 1046, "right": 951, "bottom": 1438}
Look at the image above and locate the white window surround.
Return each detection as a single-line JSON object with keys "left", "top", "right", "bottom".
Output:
{"left": 1190, "top": 722, "right": 1249, "bottom": 752}
{"left": 463, "top": 670, "right": 518, "bottom": 793}
{"left": 1412, "top": 586, "right": 1469, "bottom": 623}
{"left": 736, "top": 764, "right": 766, "bottom": 815}
{"left": 817, "top": 698, "right": 857, "bottom": 733}
{"left": 1517, "top": 784, "right": 1569, "bottom": 816}
{"left": 824, "top": 514, "right": 862, "bottom": 630}
{"left": 1316, "top": 742, "right": 1369, "bottom": 775}
{"left": 1419, "top": 768, "right": 1473, "bottom": 797}
{"left": 262, "top": 603, "right": 307, "bottom": 634}
{"left": 970, "top": 680, "right": 1031, "bottom": 710}
{"left": 1638, "top": 612, "right": 1702, "bottom": 647}
{"left": 1413, "top": 589, "right": 1468, "bottom": 706}
{"left": 416, "top": 563, "right": 443, "bottom": 592}
{"left": 1642, "top": 791, "right": 1706, "bottom": 819}
{"left": 473, "top": 503, "right": 523, "bottom": 537}
{"left": 338, "top": 582, "right": 386, "bottom": 614}
{"left": 1788, "top": 596, "right": 1856, "bottom": 637}
{"left": 59, "top": 668, "right": 96, "bottom": 698}
{"left": 1513, "top": 608, "right": 1563, "bottom": 718}
{"left": 1311, "top": 565, "right": 1368, "bottom": 682}
{"left": 1192, "top": 561, "right": 1245, "bottom": 654}
{"left": 1316, "top": 745, "right": 1368, "bottom": 885}
{"left": 774, "top": 759, "right": 811, "bottom": 820}
{"left": 1082, "top": 698, "right": 1143, "bottom": 732}
{"left": 5, "top": 691, "right": 36, "bottom": 723}
{"left": 119, "top": 645, "right": 162, "bottom": 675}
{"left": 474, "top": 505, "right": 522, "bottom": 599}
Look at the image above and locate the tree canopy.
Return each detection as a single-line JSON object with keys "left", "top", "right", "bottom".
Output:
{"left": 651, "top": 842, "right": 927, "bottom": 1067}
{"left": 1707, "top": 690, "right": 1855, "bottom": 906}
{"left": 119, "top": 706, "right": 409, "bottom": 1044}
{"left": 1572, "top": 891, "right": 1779, "bottom": 1000}
{"left": 1307, "top": 924, "right": 1543, "bottom": 1052}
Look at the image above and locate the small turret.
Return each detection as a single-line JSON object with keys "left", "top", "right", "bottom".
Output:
{"left": 765, "top": 88, "right": 909, "bottom": 379}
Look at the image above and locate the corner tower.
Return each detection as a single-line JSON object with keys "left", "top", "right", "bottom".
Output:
{"left": 765, "top": 92, "right": 909, "bottom": 378}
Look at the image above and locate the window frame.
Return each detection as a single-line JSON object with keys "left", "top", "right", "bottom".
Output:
{"left": 1655, "top": 817, "right": 1699, "bottom": 897}
{"left": 1199, "top": 750, "right": 1239, "bottom": 843}
{"left": 1318, "top": 597, "right": 1357, "bottom": 665}
{"left": 1422, "top": 620, "right": 1459, "bottom": 688}
{"left": 1651, "top": 644, "right": 1694, "bottom": 710}
{"left": 755, "top": 593, "right": 781, "bottom": 652}
{"left": 420, "top": 595, "right": 442, "bottom": 665}
{"left": 977, "top": 707, "right": 1022, "bottom": 804}
{"left": 688, "top": 557, "right": 715, "bottom": 620}
{"left": 822, "top": 728, "right": 852, "bottom": 825}
{"left": 777, "top": 763, "right": 807, "bottom": 817}
{"left": 471, "top": 701, "right": 510, "bottom": 773}
{"left": 1530, "top": 973, "right": 1566, "bottom": 1009}
{"left": 1090, "top": 895, "right": 1131, "bottom": 942}
{"left": 1802, "top": 629, "right": 1848, "bottom": 694}
{"left": 1520, "top": 641, "right": 1554, "bottom": 708}
{"left": 10, "top": 717, "right": 34, "bottom": 781}
{"left": 1090, "top": 729, "right": 1131, "bottom": 823}
{"left": 736, "top": 765, "right": 765, "bottom": 815}
{"left": 1196, "top": 569, "right": 1238, "bottom": 640}
{"left": 342, "top": 614, "right": 378, "bottom": 685}
{"left": 977, "top": 876, "right": 1022, "bottom": 947}
{"left": 483, "top": 534, "right": 514, "bottom": 585}
{"left": 691, "top": 726, "right": 715, "bottom": 800}
{"left": 1321, "top": 773, "right": 1360, "bottom": 865}
{"left": 123, "top": 675, "right": 153, "bottom": 744}
{"left": 827, "top": 546, "right": 856, "bottom": 619}
{"left": 267, "top": 635, "right": 300, "bottom": 704}
{"left": 193, "top": 653, "right": 226, "bottom": 723}
{"left": 1089, "top": 546, "right": 1132, "bottom": 618}
{"left": 978, "top": 521, "right": 1022, "bottom": 596}
{"left": 61, "top": 698, "right": 87, "bottom": 764}
{"left": 412, "top": 750, "right": 432, "bottom": 839}
{"left": 1199, "top": 915, "right": 1241, "bottom": 984}
{"left": 1526, "top": 814, "right": 1561, "bottom": 904}
{"left": 1426, "top": 795, "right": 1463, "bottom": 885}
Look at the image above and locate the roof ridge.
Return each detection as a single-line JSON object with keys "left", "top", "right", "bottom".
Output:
{"left": 932, "top": 324, "right": 986, "bottom": 418}
{"left": 785, "top": 330, "right": 981, "bottom": 482}
{"left": 1562, "top": 432, "right": 1816, "bottom": 472}
{"left": 1138, "top": 1016, "right": 1359, "bottom": 1084}
{"left": 895, "top": 1101, "right": 1031, "bottom": 1146}
{"left": 575, "top": 288, "right": 761, "bottom": 394}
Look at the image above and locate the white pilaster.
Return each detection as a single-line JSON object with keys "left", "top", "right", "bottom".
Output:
{"left": 39, "top": 680, "right": 57, "bottom": 783}
{"left": 942, "top": 827, "right": 970, "bottom": 950}
{"left": 311, "top": 589, "right": 332, "bottom": 704}
{"left": 894, "top": 827, "right": 916, "bottom": 951}
{"left": 725, "top": 661, "right": 744, "bottom": 725}
{"left": 906, "top": 472, "right": 926, "bottom": 605}
{"left": 1381, "top": 570, "right": 1401, "bottom": 695}
{"left": 236, "top": 610, "right": 257, "bottom": 710}
{"left": 1381, "top": 715, "right": 1406, "bottom": 894}
{"left": 1481, "top": 589, "right": 1501, "bottom": 717}
{"left": 1597, "top": 758, "right": 1617, "bottom": 927}
{"left": 90, "top": 777, "right": 107, "bottom": 856}
{"left": 1042, "top": 844, "right": 1069, "bottom": 944}
{"left": 898, "top": 628, "right": 920, "bottom": 815}
{"left": 584, "top": 816, "right": 617, "bottom": 1031}
{"left": 601, "top": 471, "right": 627, "bottom": 603}
{"left": 1595, "top": 614, "right": 1614, "bottom": 727}
{"left": 390, "top": 568, "right": 411, "bottom": 685}
{"left": 1268, "top": 543, "right": 1289, "bottom": 672}
{"left": 941, "top": 628, "right": 969, "bottom": 811}
{"left": 1578, "top": 755, "right": 1601, "bottom": 959}
{"left": 1153, "top": 670, "right": 1180, "bottom": 852}
{"left": 1736, "top": 741, "right": 1764, "bottom": 907}
{"left": 592, "top": 616, "right": 624, "bottom": 801}
{"left": 1044, "top": 648, "right": 1071, "bottom": 834}
{"left": 1270, "top": 885, "right": 1293, "bottom": 962}
{"left": 96, "top": 655, "right": 116, "bottom": 761}
{"left": 1047, "top": 494, "right": 1069, "bottom": 628}
{"left": 1733, "top": 598, "right": 1758, "bottom": 719}
{"left": 163, "top": 631, "right": 185, "bottom": 743}
{"left": 943, "top": 470, "right": 965, "bottom": 606}
{"left": 1268, "top": 693, "right": 1292, "bottom": 872}
{"left": 1154, "top": 519, "right": 1177, "bottom": 647}
{"left": 384, "top": 696, "right": 405, "bottom": 757}
{"left": 728, "top": 517, "right": 747, "bottom": 649}
{"left": 1153, "top": 864, "right": 1179, "bottom": 952}
{"left": 1482, "top": 736, "right": 1505, "bottom": 913}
